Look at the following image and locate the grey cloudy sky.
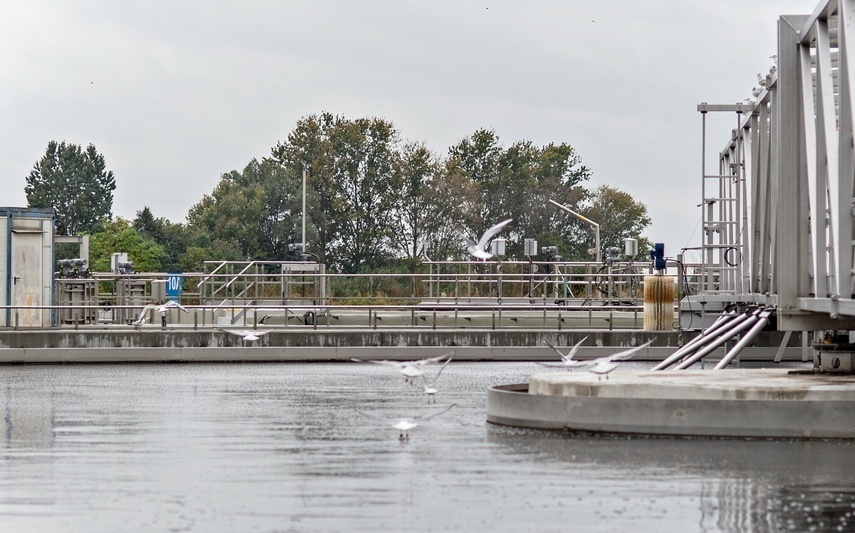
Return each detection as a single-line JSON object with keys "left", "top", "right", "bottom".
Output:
{"left": 1, "top": 0, "right": 813, "bottom": 259}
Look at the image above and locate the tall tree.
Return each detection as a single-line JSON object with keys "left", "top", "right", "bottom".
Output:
{"left": 446, "top": 128, "right": 503, "bottom": 234}
{"left": 389, "top": 142, "right": 467, "bottom": 264}
{"left": 272, "top": 113, "right": 400, "bottom": 272}
{"left": 25, "top": 141, "right": 116, "bottom": 235}
{"left": 133, "top": 206, "right": 192, "bottom": 272}
{"left": 446, "top": 130, "right": 590, "bottom": 258}
{"left": 271, "top": 113, "right": 342, "bottom": 266}
{"left": 565, "top": 185, "right": 652, "bottom": 261}
{"left": 331, "top": 116, "right": 398, "bottom": 272}
{"left": 187, "top": 158, "right": 303, "bottom": 261}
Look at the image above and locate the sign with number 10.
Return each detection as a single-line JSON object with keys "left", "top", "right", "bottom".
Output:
{"left": 166, "top": 273, "right": 182, "bottom": 301}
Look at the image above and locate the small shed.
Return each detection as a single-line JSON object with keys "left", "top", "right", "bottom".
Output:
{"left": 0, "top": 207, "right": 55, "bottom": 327}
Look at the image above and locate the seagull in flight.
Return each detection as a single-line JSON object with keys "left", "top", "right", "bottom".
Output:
{"left": 421, "top": 354, "right": 454, "bottom": 403}
{"left": 352, "top": 352, "right": 453, "bottom": 385}
{"left": 132, "top": 301, "right": 188, "bottom": 328}
{"left": 463, "top": 218, "right": 512, "bottom": 260}
{"left": 357, "top": 404, "right": 457, "bottom": 440}
{"left": 539, "top": 336, "right": 588, "bottom": 370}
{"left": 219, "top": 328, "right": 271, "bottom": 344}
{"left": 585, "top": 340, "right": 653, "bottom": 380}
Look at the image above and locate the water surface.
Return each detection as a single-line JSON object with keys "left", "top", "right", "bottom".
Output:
{"left": 1, "top": 362, "right": 853, "bottom": 532}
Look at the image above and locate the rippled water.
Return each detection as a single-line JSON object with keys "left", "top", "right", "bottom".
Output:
{"left": 1, "top": 361, "right": 854, "bottom": 532}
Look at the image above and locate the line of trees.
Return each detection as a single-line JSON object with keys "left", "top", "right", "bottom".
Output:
{"left": 26, "top": 112, "right": 652, "bottom": 274}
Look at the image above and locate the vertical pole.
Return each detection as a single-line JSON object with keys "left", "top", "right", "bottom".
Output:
{"left": 302, "top": 166, "right": 307, "bottom": 252}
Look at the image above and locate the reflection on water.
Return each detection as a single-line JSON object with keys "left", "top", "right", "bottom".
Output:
{"left": 0, "top": 362, "right": 852, "bottom": 532}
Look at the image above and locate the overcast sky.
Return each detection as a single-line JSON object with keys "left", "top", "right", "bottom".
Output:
{"left": 1, "top": 0, "right": 815, "bottom": 260}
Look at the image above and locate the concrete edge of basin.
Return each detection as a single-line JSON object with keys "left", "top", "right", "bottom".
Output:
{"left": 486, "top": 379, "right": 855, "bottom": 439}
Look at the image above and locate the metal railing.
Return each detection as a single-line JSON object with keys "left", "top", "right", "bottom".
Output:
{"left": 11, "top": 259, "right": 695, "bottom": 330}
{"left": 0, "top": 301, "right": 651, "bottom": 331}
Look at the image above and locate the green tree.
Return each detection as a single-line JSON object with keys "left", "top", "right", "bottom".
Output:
{"left": 564, "top": 185, "right": 652, "bottom": 261}
{"left": 332, "top": 116, "right": 399, "bottom": 272}
{"left": 446, "top": 128, "right": 503, "bottom": 235}
{"left": 272, "top": 113, "right": 400, "bottom": 272}
{"left": 133, "top": 206, "right": 192, "bottom": 272}
{"left": 187, "top": 158, "right": 304, "bottom": 261}
{"left": 446, "top": 130, "right": 590, "bottom": 258}
{"left": 88, "top": 218, "right": 167, "bottom": 272}
{"left": 271, "top": 113, "right": 341, "bottom": 266}
{"left": 25, "top": 141, "right": 116, "bottom": 235}
{"left": 389, "top": 142, "right": 468, "bottom": 264}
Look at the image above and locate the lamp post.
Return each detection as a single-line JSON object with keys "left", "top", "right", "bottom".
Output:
{"left": 302, "top": 166, "right": 307, "bottom": 252}
{"left": 548, "top": 199, "right": 601, "bottom": 264}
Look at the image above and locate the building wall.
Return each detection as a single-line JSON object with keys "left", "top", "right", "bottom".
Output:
{"left": 1, "top": 207, "right": 55, "bottom": 327}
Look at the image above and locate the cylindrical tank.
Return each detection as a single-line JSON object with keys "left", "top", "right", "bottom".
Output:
{"left": 644, "top": 275, "right": 675, "bottom": 331}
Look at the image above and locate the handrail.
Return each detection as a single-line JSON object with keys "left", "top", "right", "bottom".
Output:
{"left": 0, "top": 301, "right": 655, "bottom": 332}
{"left": 197, "top": 261, "right": 229, "bottom": 290}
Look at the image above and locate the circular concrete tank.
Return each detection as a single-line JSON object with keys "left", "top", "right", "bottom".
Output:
{"left": 487, "top": 369, "right": 855, "bottom": 439}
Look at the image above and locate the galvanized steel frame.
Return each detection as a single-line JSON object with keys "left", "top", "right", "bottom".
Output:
{"left": 702, "top": 0, "right": 855, "bottom": 330}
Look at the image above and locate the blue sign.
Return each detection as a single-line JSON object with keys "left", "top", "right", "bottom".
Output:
{"left": 166, "top": 273, "right": 183, "bottom": 301}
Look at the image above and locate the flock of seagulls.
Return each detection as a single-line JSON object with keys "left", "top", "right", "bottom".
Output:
{"left": 750, "top": 58, "right": 778, "bottom": 102}
{"left": 352, "top": 352, "right": 457, "bottom": 440}
{"left": 130, "top": 218, "right": 648, "bottom": 442}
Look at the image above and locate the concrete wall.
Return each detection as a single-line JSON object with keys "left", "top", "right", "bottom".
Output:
{"left": 0, "top": 328, "right": 809, "bottom": 363}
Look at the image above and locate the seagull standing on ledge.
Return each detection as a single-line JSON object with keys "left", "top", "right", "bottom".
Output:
{"left": 464, "top": 218, "right": 512, "bottom": 260}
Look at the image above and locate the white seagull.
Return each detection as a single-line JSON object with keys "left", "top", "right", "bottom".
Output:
{"left": 219, "top": 328, "right": 271, "bottom": 344}
{"left": 539, "top": 336, "right": 589, "bottom": 370}
{"left": 358, "top": 403, "right": 457, "bottom": 440}
{"left": 132, "top": 301, "right": 189, "bottom": 327}
{"left": 421, "top": 354, "right": 454, "bottom": 403}
{"left": 352, "top": 352, "right": 453, "bottom": 385}
{"left": 585, "top": 340, "right": 653, "bottom": 380}
{"left": 463, "top": 218, "right": 512, "bottom": 260}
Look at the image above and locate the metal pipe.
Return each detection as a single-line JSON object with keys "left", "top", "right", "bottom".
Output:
{"left": 652, "top": 311, "right": 739, "bottom": 370}
{"left": 674, "top": 311, "right": 761, "bottom": 370}
{"left": 714, "top": 310, "right": 771, "bottom": 369}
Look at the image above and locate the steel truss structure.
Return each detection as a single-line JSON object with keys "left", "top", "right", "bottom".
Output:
{"left": 699, "top": 0, "right": 855, "bottom": 331}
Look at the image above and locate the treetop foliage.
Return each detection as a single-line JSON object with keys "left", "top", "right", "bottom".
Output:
{"left": 43, "top": 113, "right": 651, "bottom": 274}
{"left": 25, "top": 141, "right": 116, "bottom": 236}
